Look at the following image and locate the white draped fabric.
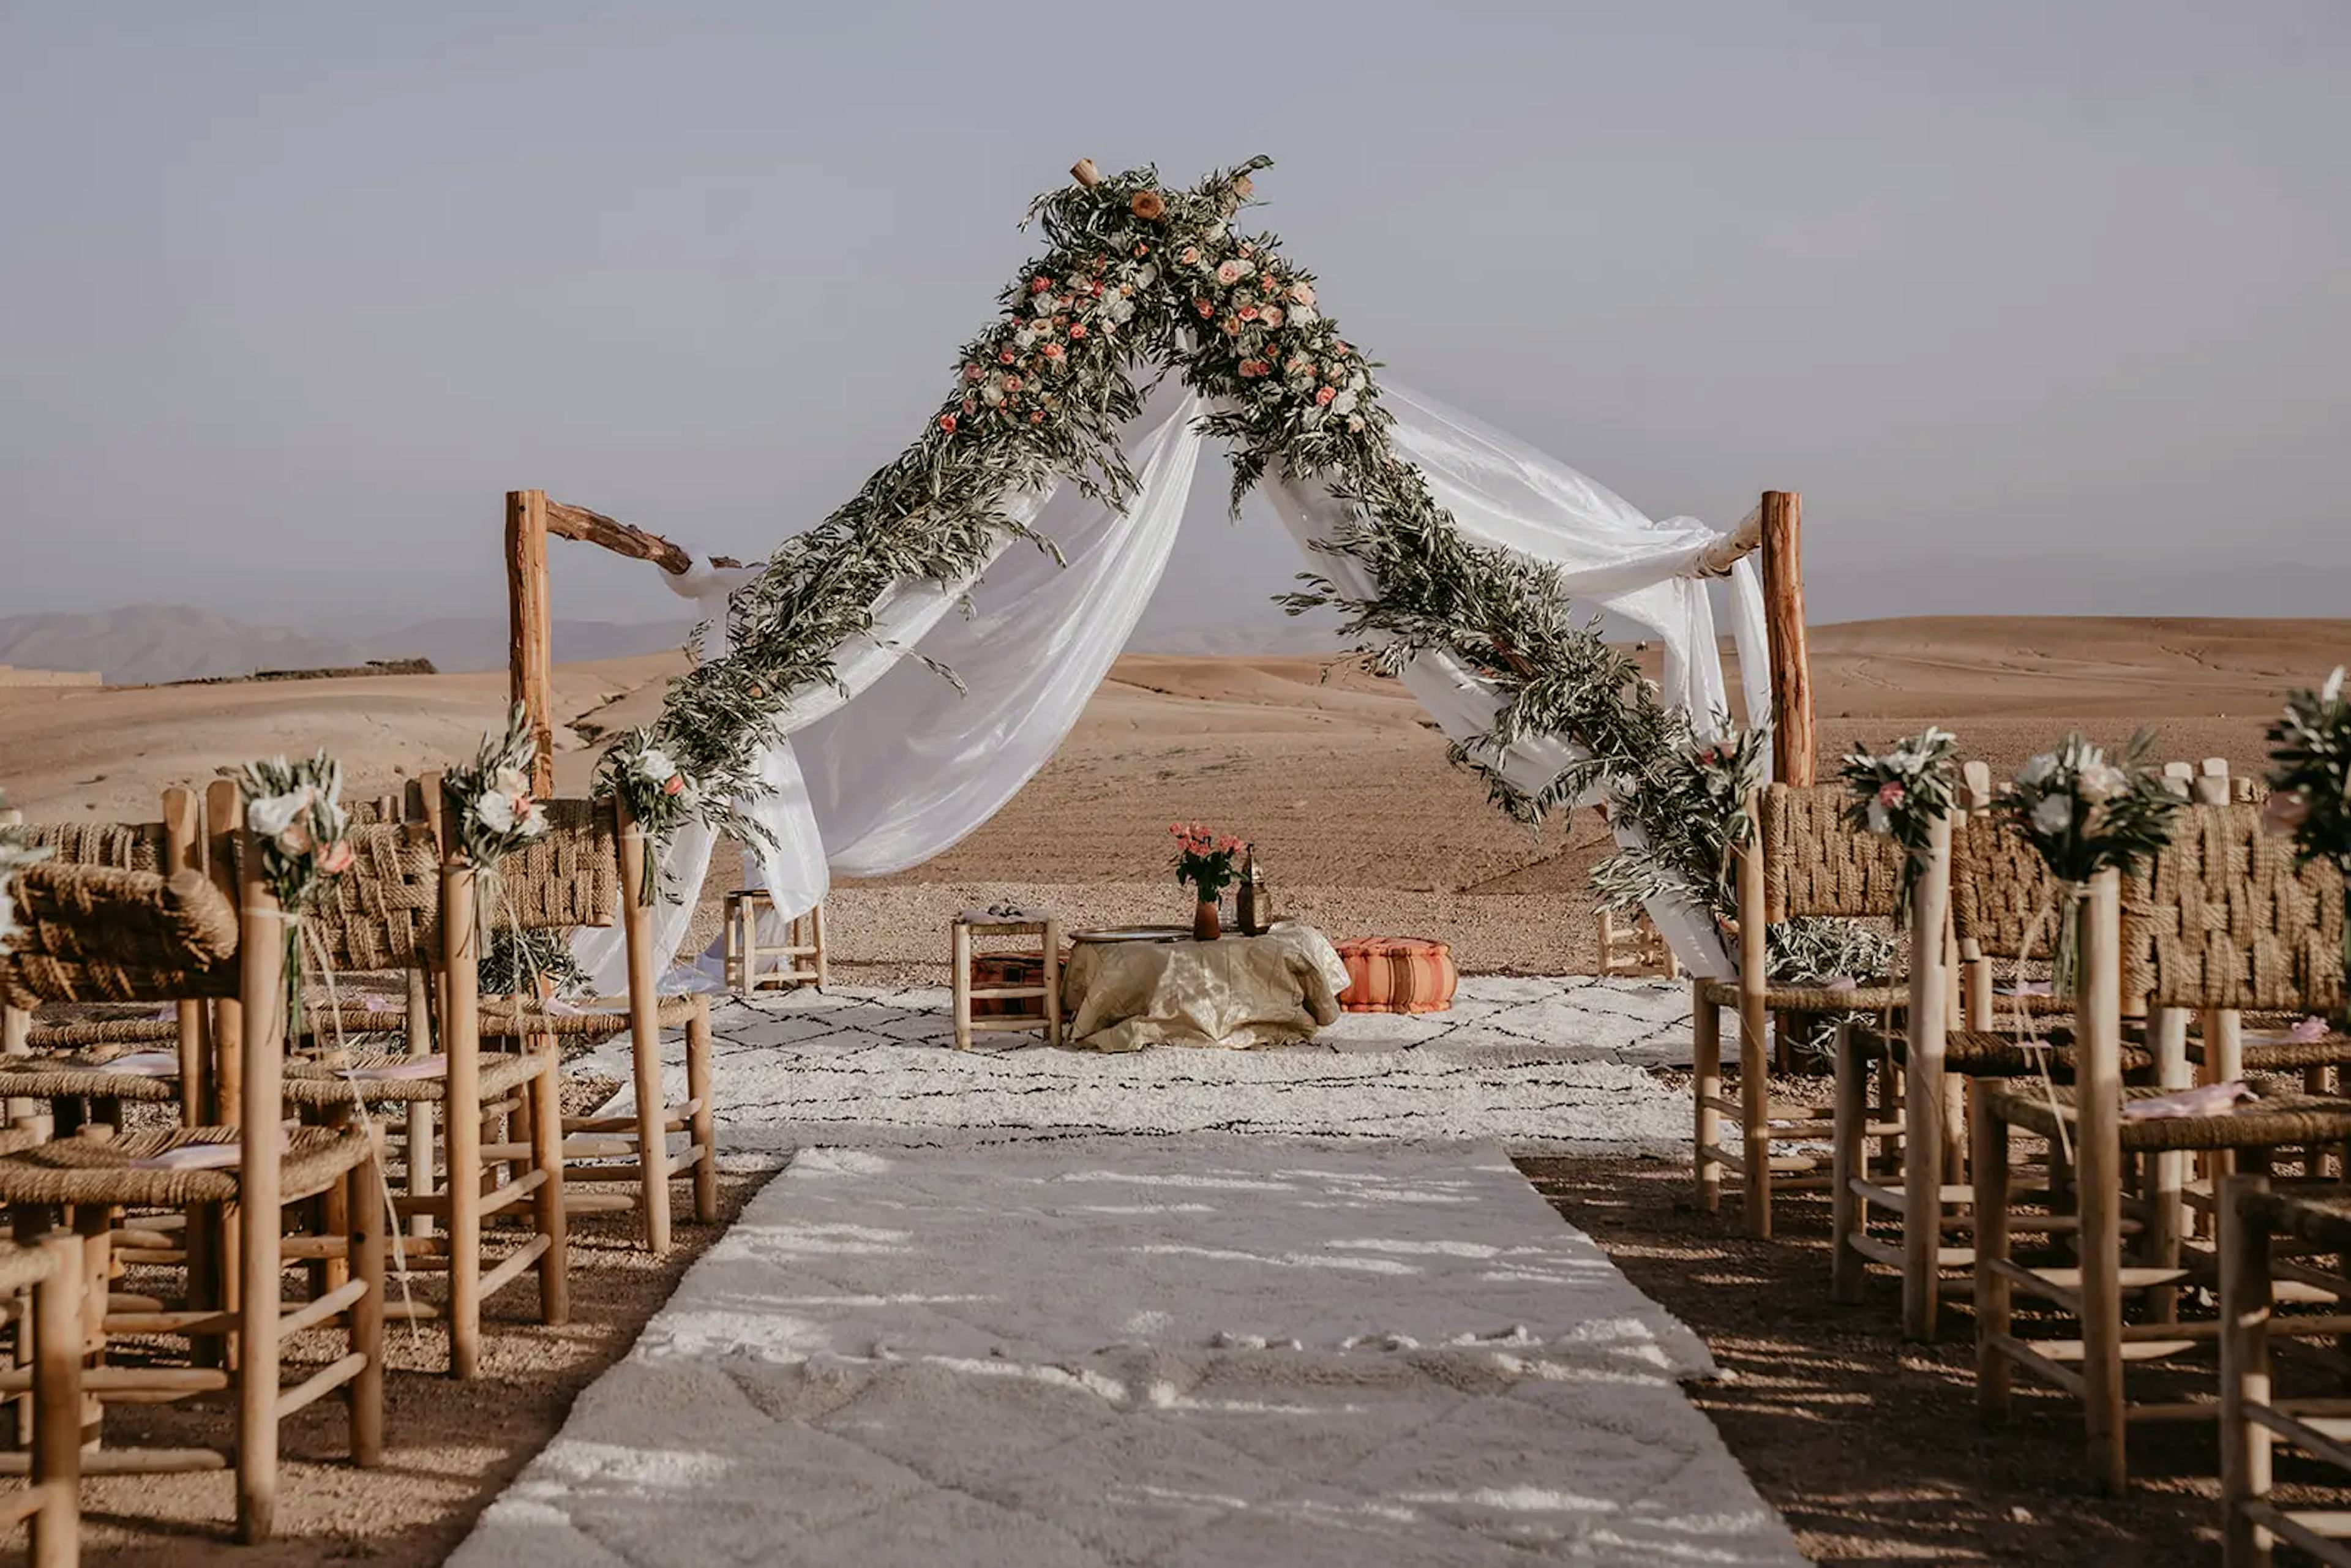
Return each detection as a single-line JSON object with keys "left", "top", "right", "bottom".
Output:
{"left": 576, "top": 379, "right": 1756, "bottom": 991}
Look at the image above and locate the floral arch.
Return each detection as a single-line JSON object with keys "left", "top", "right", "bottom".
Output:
{"left": 579, "top": 157, "right": 1772, "bottom": 989}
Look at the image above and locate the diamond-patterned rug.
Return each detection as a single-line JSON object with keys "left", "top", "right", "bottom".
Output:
{"left": 587, "top": 977, "right": 1698, "bottom": 1158}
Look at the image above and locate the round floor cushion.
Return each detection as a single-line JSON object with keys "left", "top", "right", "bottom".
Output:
{"left": 1334, "top": 936, "right": 1458, "bottom": 1015}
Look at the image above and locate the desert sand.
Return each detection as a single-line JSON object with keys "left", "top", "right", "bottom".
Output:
{"left": 4, "top": 616, "right": 2342, "bottom": 978}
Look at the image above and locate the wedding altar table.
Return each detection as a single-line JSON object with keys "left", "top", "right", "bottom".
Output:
{"left": 1060, "top": 923, "right": 1352, "bottom": 1053}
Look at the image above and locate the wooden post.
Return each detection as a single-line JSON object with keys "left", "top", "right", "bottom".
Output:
{"left": 1737, "top": 792, "right": 1774, "bottom": 1237}
{"left": 161, "top": 787, "right": 204, "bottom": 1124}
{"left": 234, "top": 827, "right": 283, "bottom": 1544}
{"left": 613, "top": 795, "right": 673, "bottom": 1253}
{"left": 506, "top": 489, "right": 555, "bottom": 797}
{"left": 1760, "top": 491, "right": 1813, "bottom": 786}
{"left": 28, "top": 1229, "right": 81, "bottom": 1568}
{"left": 441, "top": 858, "right": 482, "bottom": 1378}
{"left": 2077, "top": 868, "right": 2128, "bottom": 1494}
{"left": 1902, "top": 812, "right": 1953, "bottom": 1341}
{"left": 2219, "top": 1172, "right": 2276, "bottom": 1568}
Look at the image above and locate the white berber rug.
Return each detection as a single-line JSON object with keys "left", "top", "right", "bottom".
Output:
{"left": 451, "top": 1138, "right": 1802, "bottom": 1567}
{"left": 582, "top": 976, "right": 1698, "bottom": 1157}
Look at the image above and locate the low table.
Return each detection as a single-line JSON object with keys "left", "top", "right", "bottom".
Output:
{"left": 1059, "top": 922, "right": 1352, "bottom": 1053}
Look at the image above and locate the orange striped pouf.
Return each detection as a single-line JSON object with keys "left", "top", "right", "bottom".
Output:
{"left": 1335, "top": 937, "right": 1458, "bottom": 1014}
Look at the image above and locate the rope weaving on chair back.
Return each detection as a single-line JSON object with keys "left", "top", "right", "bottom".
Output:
{"left": 20, "top": 819, "right": 166, "bottom": 873}
{"left": 2124, "top": 802, "right": 2344, "bottom": 1013}
{"left": 1763, "top": 783, "right": 1907, "bottom": 923}
{"left": 1952, "top": 816, "right": 2060, "bottom": 959}
{"left": 0, "top": 862, "right": 239, "bottom": 1006}
{"left": 490, "top": 798, "right": 620, "bottom": 931}
{"left": 306, "top": 823, "right": 442, "bottom": 972}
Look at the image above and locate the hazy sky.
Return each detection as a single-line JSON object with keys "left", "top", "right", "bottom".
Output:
{"left": 3, "top": 2, "right": 2345, "bottom": 636}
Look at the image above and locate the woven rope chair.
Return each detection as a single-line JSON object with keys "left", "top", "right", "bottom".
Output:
{"left": 277, "top": 819, "right": 569, "bottom": 1378}
{"left": 1693, "top": 782, "right": 1910, "bottom": 1238}
{"left": 1973, "top": 860, "right": 2351, "bottom": 1495}
{"left": 463, "top": 795, "right": 715, "bottom": 1255}
{"left": 0, "top": 1229, "right": 84, "bottom": 1566}
{"left": 0, "top": 854, "right": 384, "bottom": 1543}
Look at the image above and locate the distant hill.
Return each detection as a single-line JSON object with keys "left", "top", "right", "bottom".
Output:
{"left": 0, "top": 605, "right": 692, "bottom": 686}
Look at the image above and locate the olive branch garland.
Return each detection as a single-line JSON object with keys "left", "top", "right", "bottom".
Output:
{"left": 629, "top": 156, "right": 1764, "bottom": 950}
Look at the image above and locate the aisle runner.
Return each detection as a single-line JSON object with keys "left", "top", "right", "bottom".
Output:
{"left": 453, "top": 1140, "right": 1803, "bottom": 1567}
{"left": 585, "top": 977, "right": 1696, "bottom": 1156}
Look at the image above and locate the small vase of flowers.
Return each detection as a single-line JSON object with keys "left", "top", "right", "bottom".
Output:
{"left": 1171, "top": 822, "right": 1245, "bottom": 941}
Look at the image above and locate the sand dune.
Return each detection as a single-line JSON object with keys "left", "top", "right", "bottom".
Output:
{"left": 2, "top": 616, "right": 2342, "bottom": 973}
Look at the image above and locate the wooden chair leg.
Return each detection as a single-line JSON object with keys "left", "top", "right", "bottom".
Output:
{"left": 347, "top": 1149, "right": 384, "bottom": 1467}
{"left": 530, "top": 1046, "right": 569, "bottom": 1324}
{"left": 1831, "top": 1024, "right": 1867, "bottom": 1303}
{"left": 28, "top": 1228, "right": 80, "bottom": 1568}
{"left": 235, "top": 1205, "right": 280, "bottom": 1543}
{"left": 812, "top": 902, "right": 829, "bottom": 991}
{"left": 1739, "top": 986, "right": 1772, "bottom": 1239}
{"left": 1973, "top": 1100, "right": 2014, "bottom": 1420}
{"left": 630, "top": 1024, "right": 672, "bottom": 1255}
{"left": 951, "top": 923, "right": 974, "bottom": 1054}
{"left": 1692, "top": 984, "right": 1721, "bottom": 1215}
{"left": 2220, "top": 1172, "right": 2274, "bottom": 1568}
{"left": 686, "top": 1003, "right": 716, "bottom": 1226}
{"left": 446, "top": 1081, "right": 482, "bottom": 1380}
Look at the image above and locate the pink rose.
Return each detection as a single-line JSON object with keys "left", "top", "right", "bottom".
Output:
{"left": 1003, "top": 375, "right": 1022, "bottom": 392}
{"left": 1068, "top": 323, "right": 1087, "bottom": 339}
{"left": 1043, "top": 343, "right": 1064, "bottom": 360}
{"left": 1315, "top": 386, "right": 1335, "bottom": 405}
{"left": 1239, "top": 304, "right": 1259, "bottom": 320}
{"left": 1029, "top": 410, "right": 1044, "bottom": 423}
{"left": 664, "top": 775, "right": 686, "bottom": 798}
{"left": 999, "top": 350, "right": 1015, "bottom": 364}
{"left": 1029, "top": 277, "right": 1051, "bottom": 293}
{"left": 1215, "top": 260, "right": 1247, "bottom": 285}
{"left": 1180, "top": 246, "right": 1201, "bottom": 266}
{"left": 964, "top": 364, "right": 983, "bottom": 381}
{"left": 1195, "top": 299, "right": 1214, "bottom": 317}
{"left": 1259, "top": 306, "right": 1283, "bottom": 328}
{"left": 1877, "top": 781, "right": 1907, "bottom": 807}
{"left": 317, "top": 840, "right": 354, "bottom": 876}
{"left": 1289, "top": 282, "right": 1316, "bottom": 307}
{"left": 939, "top": 414, "right": 958, "bottom": 433}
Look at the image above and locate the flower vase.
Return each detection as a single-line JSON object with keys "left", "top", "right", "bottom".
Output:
{"left": 1193, "top": 898, "right": 1221, "bottom": 943}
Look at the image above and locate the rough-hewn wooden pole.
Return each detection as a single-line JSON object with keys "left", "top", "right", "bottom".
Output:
{"left": 506, "top": 489, "right": 555, "bottom": 796}
{"left": 1760, "top": 490, "right": 1813, "bottom": 786}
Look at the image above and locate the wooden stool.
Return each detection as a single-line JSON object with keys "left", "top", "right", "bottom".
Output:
{"left": 1597, "top": 908, "right": 1680, "bottom": 979}
{"left": 723, "top": 890, "right": 827, "bottom": 993}
{"left": 951, "top": 916, "right": 1062, "bottom": 1051}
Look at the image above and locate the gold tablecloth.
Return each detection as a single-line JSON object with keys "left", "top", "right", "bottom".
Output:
{"left": 1061, "top": 923, "right": 1352, "bottom": 1052}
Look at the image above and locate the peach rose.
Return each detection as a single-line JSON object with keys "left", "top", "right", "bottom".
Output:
{"left": 1259, "top": 306, "right": 1283, "bottom": 328}
{"left": 1130, "top": 189, "right": 1168, "bottom": 221}
{"left": 1315, "top": 386, "right": 1335, "bottom": 405}
{"left": 317, "top": 839, "right": 354, "bottom": 876}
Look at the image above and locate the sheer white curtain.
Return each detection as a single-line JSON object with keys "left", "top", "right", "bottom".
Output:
{"left": 580, "top": 376, "right": 1757, "bottom": 989}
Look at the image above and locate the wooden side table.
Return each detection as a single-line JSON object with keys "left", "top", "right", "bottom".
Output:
{"left": 722, "top": 891, "right": 827, "bottom": 994}
{"left": 951, "top": 916, "right": 1062, "bottom": 1051}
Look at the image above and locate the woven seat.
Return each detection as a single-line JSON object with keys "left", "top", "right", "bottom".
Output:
{"left": 1695, "top": 977, "right": 1907, "bottom": 1014}
{"left": 476, "top": 992, "right": 703, "bottom": 1037}
{"left": 0, "top": 1046, "right": 186, "bottom": 1103}
{"left": 24, "top": 1014, "right": 182, "bottom": 1050}
{"left": 280, "top": 1047, "right": 546, "bottom": 1107}
{"left": 2241, "top": 1183, "right": 2351, "bottom": 1256}
{"left": 2188, "top": 1029, "right": 2351, "bottom": 1073}
{"left": 1989, "top": 1082, "right": 2351, "bottom": 1154}
{"left": 19, "top": 818, "right": 165, "bottom": 874}
{"left": 0, "top": 1123, "right": 373, "bottom": 1207}
{"left": 1848, "top": 1023, "right": 2154, "bottom": 1079}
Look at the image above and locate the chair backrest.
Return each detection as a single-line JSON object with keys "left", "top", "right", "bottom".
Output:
{"left": 1951, "top": 815, "right": 2061, "bottom": 960}
{"left": 486, "top": 797, "right": 620, "bottom": 931}
{"left": 1761, "top": 783, "right": 1906, "bottom": 923}
{"left": 303, "top": 822, "right": 444, "bottom": 971}
{"left": 2125, "top": 802, "right": 2344, "bottom": 1013}
{"left": 18, "top": 819, "right": 167, "bottom": 872}
{"left": 0, "top": 861, "right": 239, "bottom": 1007}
